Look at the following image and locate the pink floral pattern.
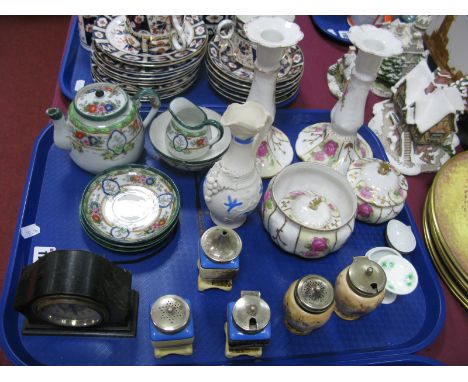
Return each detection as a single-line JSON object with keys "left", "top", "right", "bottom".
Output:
{"left": 323, "top": 140, "right": 338, "bottom": 157}
{"left": 313, "top": 151, "right": 326, "bottom": 161}
{"left": 359, "top": 186, "right": 373, "bottom": 199}
{"left": 357, "top": 203, "right": 373, "bottom": 219}
{"left": 304, "top": 237, "right": 329, "bottom": 258}
{"left": 257, "top": 141, "right": 268, "bottom": 157}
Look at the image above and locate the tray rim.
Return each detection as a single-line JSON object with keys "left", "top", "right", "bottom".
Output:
{"left": 0, "top": 109, "right": 446, "bottom": 365}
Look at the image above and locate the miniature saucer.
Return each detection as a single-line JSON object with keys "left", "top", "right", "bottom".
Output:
{"left": 80, "top": 165, "right": 180, "bottom": 245}
{"left": 279, "top": 190, "right": 341, "bottom": 230}
{"left": 365, "top": 247, "right": 403, "bottom": 304}
{"left": 386, "top": 219, "right": 416, "bottom": 254}
{"left": 378, "top": 254, "right": 418, "bottom": 296}
{"left": 149, "top": 107, "right": 231, "bottom": 172}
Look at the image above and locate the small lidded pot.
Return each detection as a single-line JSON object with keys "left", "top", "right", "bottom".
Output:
{"left": 347, "top": 158, "right": 408, "bottom": 224}
{"left": 334, "top": 257, "right": 387, "bottom": 320}
{"left": 283, "top": 275, "right": 334, "bottom": 335}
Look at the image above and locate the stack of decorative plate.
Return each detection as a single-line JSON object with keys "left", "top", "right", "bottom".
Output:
{"left": 422, "top": 151, "right": 468, "bottom": 309}
{"left": 90, "top": 15, "right": 208, "bottom": 99}
{"left": 205, "top": 16, "right": 304, "bottom": 104}
{"left": 80, "top": 165, "right": 180, "bottom": 253}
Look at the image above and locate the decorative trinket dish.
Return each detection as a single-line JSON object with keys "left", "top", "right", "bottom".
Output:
{"left": 79, "top": 164, "right": 180, "bottom": 252}
{"left": 378, "top": 254, "right": 419, "bottom": 296}
{"left": 262, "top": 162, "right": 356, "bottom": 259}
{"left": 347, "top": 158, "right": 408, "bottom": 224}
{"left": 386, "top": 219, "right": 416, "bottom": 253}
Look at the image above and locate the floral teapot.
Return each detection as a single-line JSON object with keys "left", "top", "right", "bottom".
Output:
{"left": 46, "top": 83, "right": 160, "bottom": 174}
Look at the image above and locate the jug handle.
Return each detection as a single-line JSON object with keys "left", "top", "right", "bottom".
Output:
{"left": 216, "top": 19, "right": 235, "bottom": 58}
{"left": 171, "top": 16, "right": 194, "bottom": 51}
{"left": 134, "top": 88, "right": 161, "bottom": 129}
{"left": 205, "top": 120, "right": 224, "bottom": 148}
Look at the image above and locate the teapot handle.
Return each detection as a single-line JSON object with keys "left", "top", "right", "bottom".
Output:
{"left": 134, "top": 88, "right": 161, "bottom": 129}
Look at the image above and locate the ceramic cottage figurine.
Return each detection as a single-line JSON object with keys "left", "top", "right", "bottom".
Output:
{"left": 296, "top": 24, "right": 403, "bottom": 175}
{"left": 369, "top": 59, "right": 466, "bottom": 175}
{"left": 203, "top": 101, "right": 272, "bottom": 229}
{"left": 46, "top": 82, "right": 160, "bottom": 174}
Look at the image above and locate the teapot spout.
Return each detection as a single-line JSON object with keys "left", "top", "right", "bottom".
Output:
{"left": 46, "top": 107, "right": 71, "bottom": 150}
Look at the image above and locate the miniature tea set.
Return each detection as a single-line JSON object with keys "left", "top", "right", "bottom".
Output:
{"left": 30, "top": 16, "right": 426, "bottom": 359}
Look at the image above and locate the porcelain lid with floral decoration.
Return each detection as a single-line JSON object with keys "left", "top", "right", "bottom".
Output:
{"left": 244, "top": 16, "right": 304, "bottom": 48}
{"left": 347, "top": 158, "right": 408, "bottom": 207}
{"left": 74, "top": 82, "right": 129, "bottom": 122}
{"left": 348, "top": 24, "right": 403, "bottom": 58}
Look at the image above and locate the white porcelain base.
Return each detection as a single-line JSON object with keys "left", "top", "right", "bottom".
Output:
{"left": 382, "top": 290, "right": 398, "bottom": 304}
{"left": 295, "top": 122, "right": 373, "bottom": 175}
{"left": 256, "top": 126, "right": 294, "bottom": 178}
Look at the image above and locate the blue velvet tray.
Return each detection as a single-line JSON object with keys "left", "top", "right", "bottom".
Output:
{"left": 0, "top": 108, "right": 445, "bottom": 365}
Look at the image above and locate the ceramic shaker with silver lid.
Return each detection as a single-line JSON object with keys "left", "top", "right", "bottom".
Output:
{"left": 283, "top": 274, "right": 335, "bottom": 335}
{"left": 334, "top": 257, "right": 387, "bottom": 320}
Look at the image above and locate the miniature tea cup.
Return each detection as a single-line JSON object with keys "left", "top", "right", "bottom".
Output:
{"left": 165, "top": 97, "right": 224, "bottom": 160}
{"left": 262, "top": 162, "right": 357, "bottom": 259}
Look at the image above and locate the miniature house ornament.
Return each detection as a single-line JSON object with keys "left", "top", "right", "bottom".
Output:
{"left": 204, "top": 101, "right": 272, "bottom": 229}
{"left": 244, "top": 16, "right": 304, "bottom": 178}
{"left": 296, "top": 25, "right": 403, "bottom": 175}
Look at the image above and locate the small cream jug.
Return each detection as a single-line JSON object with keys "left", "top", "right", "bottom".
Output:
{"left": 46, "top": 83, "right": 160, "bottom": 174}
{"left": 165, "top": 97, "right": 224, "bottom": 160}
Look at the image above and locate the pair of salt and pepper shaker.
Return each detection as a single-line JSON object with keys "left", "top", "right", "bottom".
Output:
{"left": 283, "top": 257, "right": 387, "bottom": 335}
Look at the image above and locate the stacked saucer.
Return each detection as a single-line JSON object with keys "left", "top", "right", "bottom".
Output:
{"left": 91, "top": 15, "right": 208, "bottom": 99}
{"left": 205, "top": 16, "right": 304, "bottom": 104}
{"left": 80, "top": 164, "right": 180, "bottom": 252}
{"left": 422, "top": 151, "right": 468, "bottom": 309}
{"left": 149, "top": 107, "right": 231, "bottom": 172}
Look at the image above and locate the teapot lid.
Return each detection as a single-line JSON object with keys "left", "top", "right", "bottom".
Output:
{"left": 347, "top": 257, "right": 387, "bottom": 297}
{"left": 294, "top": 275, "right": 334, "bottom": 313}
{"left": 74, "top": 83, "right": 129, "bottom": 121}
{"left": 347, "top": 158, "right": 408, "bottom": 207}
{"left": 232, "top": 291, "right": 270, "bottom": 334}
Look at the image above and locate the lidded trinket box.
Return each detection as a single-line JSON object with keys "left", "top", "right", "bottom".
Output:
{"left": 283, "top": 275, "right": 335, "bottom": 335}
{"left": 347, "top": 158, "right": 408, "bottom": 224}
{"left": 225, "top": 291, "right": 271, "bottom": 358}
{"left": 334, "top": 257, "right": 387, "bottom": 320}
{"left": 149, "top": 295, "right": 194, "bottom": 358}
{"left": 197, "top": 226, "right": 242, "bottom": 291}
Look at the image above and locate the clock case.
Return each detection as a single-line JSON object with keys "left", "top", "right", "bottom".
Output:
{"left": 14, "top": 250, "right": 139, "bottom": 337}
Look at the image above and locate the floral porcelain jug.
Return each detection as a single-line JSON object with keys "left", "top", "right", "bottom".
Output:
{"left": 46, "top": 83, "right": 160, "bottom": 174}
{"left": 203, "top": 101, "right": 272, "bottom": 228}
